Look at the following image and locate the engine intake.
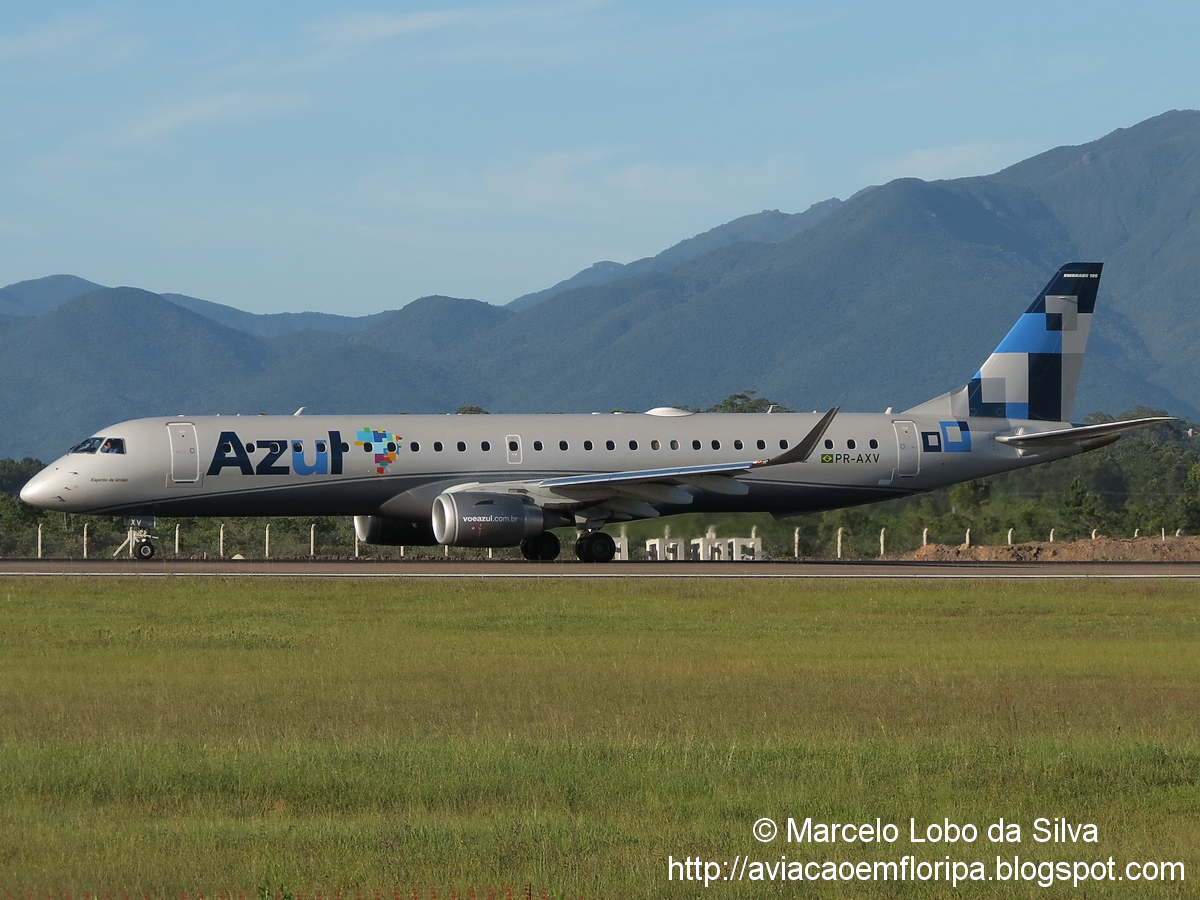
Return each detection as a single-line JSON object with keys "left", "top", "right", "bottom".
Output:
{"left": 432, "top": 491, "right": 561, "bottom": 547}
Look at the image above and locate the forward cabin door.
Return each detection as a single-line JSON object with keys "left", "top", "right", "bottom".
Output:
{"left": 167, "top": 422, "right": 202, "bottom": 486}
{"left": 892, "top": 420, "right": 919, "bottom": 481}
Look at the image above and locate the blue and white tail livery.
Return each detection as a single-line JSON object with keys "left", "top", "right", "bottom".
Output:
{"left": 909, "top": 263, "right": 1101, "bottom": 424}
{"left": 21, "top": 262, "right": 1176, "bottom": 562}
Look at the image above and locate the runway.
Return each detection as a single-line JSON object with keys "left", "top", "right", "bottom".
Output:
{"left": 3, "top": 558, "right": 1200, "bottom": 578}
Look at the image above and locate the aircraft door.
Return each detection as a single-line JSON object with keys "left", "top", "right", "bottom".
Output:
{"left": 506, "top": 434, "right": 523, "bottom": 465}
{"left": 892, "top": 420, "right": 919, "bottom": 481}
{"left": 168, "top": 422, "right": 202, "bottom": 485}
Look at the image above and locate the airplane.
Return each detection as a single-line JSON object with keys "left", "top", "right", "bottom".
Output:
{"left": 20, "top": 262, "right": 1173, "bottom": 562}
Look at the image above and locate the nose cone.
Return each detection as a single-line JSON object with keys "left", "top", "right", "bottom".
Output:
{"left": 19, "top": 468, "right": 58, "bottom": 508}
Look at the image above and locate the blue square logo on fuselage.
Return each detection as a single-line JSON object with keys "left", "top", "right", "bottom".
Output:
{"left": 940, "top": 420, "right": 971, "bottom": 453}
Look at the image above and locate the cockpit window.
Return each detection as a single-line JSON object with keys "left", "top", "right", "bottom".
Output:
{"left": 69, "top": 437, "right": 104, "bottom": 454}
{"left": 100, "top": 438, "right": 125, "bottom": 454}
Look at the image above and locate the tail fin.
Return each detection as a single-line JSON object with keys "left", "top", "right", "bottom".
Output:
{"left": 908, "top": 263, "right": 1102, "bottom": 422}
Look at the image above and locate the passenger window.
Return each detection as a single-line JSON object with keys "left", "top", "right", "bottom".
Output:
{"left": 847, "top": 439, "right": 856, "bottom": 450}
{"left": 363, "top": 442, "right": 373, "bottom": 452}
{"left": 340, "top": 442, "right": 349, "bottom": 452}
{"left": 824, "top": 439, "right": 833, "bottom": 449}
{"left": 734, "top": 439, "right": 743, "bottom": 451}
{"left": 481, "top": 441, "right": 491, "bottom": 451}
{"left": 584, "top": 440, "right": 593, "bottom": 451}
{"left": 757, "top": 439, "right": 766, "bottom": 450}
{"left": 434, "top": 442, "right": 443, "bottom": 452}
{"left": 670, "top": 440, "right": 679, "bottom": 450}
{"left": 457, "top": 441, "right": 466, "bottom": 452}
{"left": 559, "top": 440, "right": 568, "bottom": 451}
{"left": 692, "top": 440, "right": 701, "bottom": 450}
{"left": 606, "top": 440, "right": 615, "bottom": 450}
{"left": 629, "top": 440, "right": 638, "bottom": 450}
{"left": 711, "top": 440, "right": 721, "bottom": 450}
{"left": 246, "top": 443, "right": 256, "bottom": 453}
{"left": 316, "top": 441, "right": 327, "bottom": 453}
{"left": 220, "top": 441, "right": 232, "bottom": 453}
{"left": 533, "top": 441, "right": 543, "bottom": 451}
{"left": 869, "top": 439, "right": 878, "bottom": 449}
{"left": 411, "top": 442, "right": 420, "bottom": 452}
{"left": 651, "top": 440, "right": 660, "bottom": 450}
{"left": 780, "top": 439, "right": 789, "bottom": 449}
{"left": 293, "top": 441, "right": 303, "bottom": 453}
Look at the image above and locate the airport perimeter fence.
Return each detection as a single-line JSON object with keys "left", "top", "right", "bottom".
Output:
{"left": 0, "top": 509, "right": 1194, "bottom": 562}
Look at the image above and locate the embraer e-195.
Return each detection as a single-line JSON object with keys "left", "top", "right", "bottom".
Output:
{"left": 20, "top": 263, "right": 1170, "bottom": 561}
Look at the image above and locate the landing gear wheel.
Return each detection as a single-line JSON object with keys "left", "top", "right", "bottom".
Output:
{"left": 520, "top": 531, "right": 560, "bottom": 561}
{"left": 575, "top": 531, "right": 616, "bottom": 563}
{"left": 133, "top": 540, "right": 156, "bottom": 560}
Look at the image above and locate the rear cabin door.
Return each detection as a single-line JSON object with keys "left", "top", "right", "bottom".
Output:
{"left": 168, "top": 422, "right": 202, "bottom": 485}
{"left": 506, "top": 434, "right": 523, "bottom": 465}
{"left": 892, "top": 420, "right": 919, "bottom": 481}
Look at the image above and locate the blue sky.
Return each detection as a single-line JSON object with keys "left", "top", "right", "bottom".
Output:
{"left": 2, "top": 1, "right": 1198, "bottom": 315}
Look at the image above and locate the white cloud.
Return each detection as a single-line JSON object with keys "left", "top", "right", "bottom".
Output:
{"left": 866, "top": 142, "right": 1031, "bottom": 183}
{"left": 0, "top": 20, "right": 97, "bottom": 61}
{"left": 311, "top": 0, "right": 606, "bottom": 49}
{"left": 117, "top": 91, "right": 308, "bottom": 144}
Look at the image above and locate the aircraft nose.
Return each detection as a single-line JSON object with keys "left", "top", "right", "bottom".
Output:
{"left": 19, "top": 469, "right": 58, "bottom": 508}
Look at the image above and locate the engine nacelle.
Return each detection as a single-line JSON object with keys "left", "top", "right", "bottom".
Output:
{"left": 432, "top": 491, "right": 561, "bottom": 547}
{"left": 353, "top": 515, "right": 438, "bottom": 546}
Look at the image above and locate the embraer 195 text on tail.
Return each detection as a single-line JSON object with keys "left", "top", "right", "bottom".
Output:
{"left": 21, "top": 263, "right": 1172, "bottom": 561}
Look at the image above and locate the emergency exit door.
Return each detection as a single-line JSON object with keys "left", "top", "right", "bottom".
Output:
{"left": 892, "top": 420, "right": 919, "bottom": 480}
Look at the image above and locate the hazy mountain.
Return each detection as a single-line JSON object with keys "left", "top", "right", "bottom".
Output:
{"left": 355, "top": 295, "right": 514, "bottom": 357}
{"left": 505, "top": 200, "right": 843, "bottom": 312}
{"left": 0, "top": 276, "right": 394, "bottom": 338}
{"left": 3, "top": 110, "right": 1199, "bottom": 461}
{"left": 0, "top": 275, "right": 106, "bottom": 316}
{"left": 161, "top": 293, "right": 396, "bottom": 337}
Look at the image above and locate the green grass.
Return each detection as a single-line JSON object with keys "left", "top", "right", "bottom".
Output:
{"left": 0, "top": 577, "right": 1197, "bottom": 896}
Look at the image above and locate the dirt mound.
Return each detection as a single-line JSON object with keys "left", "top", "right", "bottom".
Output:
{"left": 902, "top": 536, "right": 1200, "bottom": 562}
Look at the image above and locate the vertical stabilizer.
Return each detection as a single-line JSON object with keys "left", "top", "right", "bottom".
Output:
{"left": 907, "top": 263, "right": 1102, "bottom": 422}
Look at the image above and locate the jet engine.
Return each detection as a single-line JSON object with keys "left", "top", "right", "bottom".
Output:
{"left": 353, "top": 515, "right": 438, "bottom": 546}
{"left": 432, "top": 491, "right": 565, "bottom": 547}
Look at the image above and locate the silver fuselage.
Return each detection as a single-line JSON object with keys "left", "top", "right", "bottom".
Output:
{"left": 20, "top": 411, "right": 1079, "bottom": 521}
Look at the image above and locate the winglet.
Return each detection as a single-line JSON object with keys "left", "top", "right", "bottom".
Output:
{"left": 756, "top": 407, "right": 839, "bottom": 467}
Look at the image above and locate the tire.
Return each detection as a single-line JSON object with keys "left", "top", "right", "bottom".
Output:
{"left": 134, "top": 540, "right": 156, "bottom": 560}
{"left": 521, "top": 532, "right": 560, "bottom": 561}
{"left": 580, "top": 531, "right": 616, "bottom": 563}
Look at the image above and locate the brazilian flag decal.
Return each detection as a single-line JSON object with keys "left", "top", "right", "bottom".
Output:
{"left": 820, "top": 453, "right": 834, "bottom": 463}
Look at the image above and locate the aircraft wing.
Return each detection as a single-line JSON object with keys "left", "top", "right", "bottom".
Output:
{"left": 442, "top": 408, "right": 840, "bottom": 518}
{"left": 994, "top": 416, "right": 1176, "bottom": 449}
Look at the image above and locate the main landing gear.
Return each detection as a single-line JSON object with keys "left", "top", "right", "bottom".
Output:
{"left": 518, "top": 530, "right": 618, "bottom": 562}
{"left": 575, "top": 531, "right": 616, "bottom": 563}
{"left": 520, "top": 531, "right": 561, "bottom": 561}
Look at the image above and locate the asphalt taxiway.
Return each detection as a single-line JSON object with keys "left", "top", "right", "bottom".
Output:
{"left": 2, "top": 558, "right": 1199, "bottom": 578}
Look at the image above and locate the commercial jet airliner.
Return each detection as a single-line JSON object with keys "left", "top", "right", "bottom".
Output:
{"left": 21, "top": 263, "right": 1171, "bottom": 562}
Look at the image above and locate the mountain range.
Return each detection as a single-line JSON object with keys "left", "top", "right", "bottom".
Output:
{"left": 2, "top": 109, "right": 1198, "bottom": 461}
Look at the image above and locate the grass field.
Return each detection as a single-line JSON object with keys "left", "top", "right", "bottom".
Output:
{"left": 0, "top": 576, "right": 1197, "bottom": 897}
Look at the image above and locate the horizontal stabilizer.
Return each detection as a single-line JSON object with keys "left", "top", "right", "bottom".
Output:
{"left": 994, "top": 416, "right": 1176, "bottom": 449}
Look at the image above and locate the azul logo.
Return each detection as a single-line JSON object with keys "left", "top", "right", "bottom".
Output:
{"left": 207, "top": 431, "right": 345, "bottom": 477}
{"left": 355, "top": 427, "right": 403, "bottom": 474}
